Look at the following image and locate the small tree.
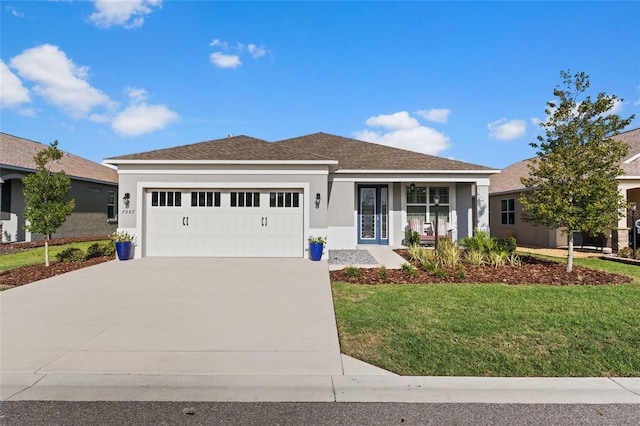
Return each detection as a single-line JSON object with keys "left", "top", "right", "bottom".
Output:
{"left": 22, "top": 141, "right": 75, "bottom": 266}
{"left": 521, "top": 70, "right": 634, "bottom": 272}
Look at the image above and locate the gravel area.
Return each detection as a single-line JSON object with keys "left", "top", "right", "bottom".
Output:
{"left": 328, "top": 249, "right": 378, "bottom": 265}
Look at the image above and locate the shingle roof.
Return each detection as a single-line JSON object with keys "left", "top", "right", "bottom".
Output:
{"left": 275, "top": 133, "right": 495, "bottom": 171}
{"left": 490, "top": 128, "right": 640, "bottom": 194}
{"left": 1, "top": 132, "right": 117, "bottom": 184}
{"left": 107, "top": 135, "right": 335, "bottom": 162}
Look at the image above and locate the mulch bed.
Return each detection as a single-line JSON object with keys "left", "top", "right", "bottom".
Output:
{"left": 330, "top": 249, "right": 633, "bottom": 286}
{"left": 0, "top": 236, "right": 113, "bottom": 288}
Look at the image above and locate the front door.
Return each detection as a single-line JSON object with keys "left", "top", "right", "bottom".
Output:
{"left": 358, "top": 185, "right": 388, "bottom": 245}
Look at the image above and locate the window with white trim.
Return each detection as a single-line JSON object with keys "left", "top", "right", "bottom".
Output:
{"left": 107, "top": 191, "right": 116, "bottom": 219}
{"left": 501, "top": 198, "right": 515, "bottom": 225}
{"left": 406, "top": 186, "right": 450, "bottom": 223}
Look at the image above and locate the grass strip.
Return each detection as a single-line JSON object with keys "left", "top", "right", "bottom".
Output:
{"left": 0, "top": 240, "right": 110, "bottom": 271}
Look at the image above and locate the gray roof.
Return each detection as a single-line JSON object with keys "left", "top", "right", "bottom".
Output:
{"left": 108, "top": 132, "right": 495, "bottom": 172}
{"left": 276, "top": 133, "right": 495, "bottom": 171}
{"left": 490, "top": 128, "right": 640, "bottom": 195}
{"left": 108, "top": 135, "right": 334, "bottom": 162}
{"left": 1, "top": 132, "right": 117, "bottom": 184}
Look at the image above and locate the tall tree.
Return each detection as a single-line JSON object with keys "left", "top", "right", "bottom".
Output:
{"left": 521, "top": 71, "right": 634, "bottom": 272}
{"left": 22, "top": 141, "right": 75, "bottom": 266}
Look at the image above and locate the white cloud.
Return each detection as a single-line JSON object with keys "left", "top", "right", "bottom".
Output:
{"left": 111, "top": 87, "right": 179, "bottom": 136}
{"left": 365, "top": 111, "right": 419, "bottom": 129}
{"left": 210, "top": 52, "right": 242, "bottom": 69}
{"left": 247, "top": 44, "right": 266, "bottom": 58}
{"left": 209, "top": 38, "right": 267, "bottom": 68}
{"left": 5, "top": 5, "right": 24, "bottom": 17}
{"left": 354, "top": 111, "right": 451, "bottom": 155}
{"left": 9, "top": 44, "right": 115, "bottom": 118}
{"left": 0, "top": 60, "right": 31, "bottom": 108}
{"left": 488, "top": 118, "right": 527, "bottom": 141}
{"left": 609, "top": 98, "right": 623, "bottom": 114}
{"left": 89, "top": 0, "right": 162, "bottom": 29}
{"left": 112, "top": 103, "right": 178, "bottom": 136}
{"left": 415, "top": 108, "right": 451, "bottom": 123}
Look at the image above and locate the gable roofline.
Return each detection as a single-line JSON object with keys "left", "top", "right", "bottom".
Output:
{"left": 105, "top": 159, "right": 338, "bottom": 166}
{"left": 0, "top": 132, "right": 117, "bottom": 184}
{"left": 335, "top": 168, "right": 500, "bottom": 174}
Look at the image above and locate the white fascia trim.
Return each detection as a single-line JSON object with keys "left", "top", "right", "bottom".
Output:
{"left": 117, "top": 168, "right": 329, "bottom": 175}
{"left": 336, "top": 169, "right": 500, "bottom": 174}
{"left": 623, "top": 153, "right": 640, "bottom": 164}
{"left": 136, "top": 181, "right": 311, "bottom": 189}
{"left": 617, "top": 175, "right": 640, "bottom": 180}
{"left": 333, "top": 176, "right": 492, "bottom": 185}
{"left": 106, "top": 159, "right": 338, "bottom": 166}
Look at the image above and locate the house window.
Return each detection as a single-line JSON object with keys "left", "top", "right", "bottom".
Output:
{"left": 151, "top": 191, "right": 182, "bottom": 207}
{"left": 107, "top": 191, "right": 116, "bottom": 219}
{"left": 406, "top": 186, "right": 450, "bottom": 223}
{"left": 191, "top": 191, "right": 220, "bottom": 207}
{"left": 230, "top": 192, "right": 260, "bottom": 207}
{"left": 501, "top": 198, "right": 515, "bottom": 225}
{"left": 1, "top": 180, "right": 11, "bottom": 220}
{"left": 269, "top": 192, "right": 300, "bottom": 208}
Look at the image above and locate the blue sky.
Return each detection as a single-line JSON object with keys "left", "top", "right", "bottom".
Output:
{"left": 1, "top": 1, "right": 639, "bottom": 169}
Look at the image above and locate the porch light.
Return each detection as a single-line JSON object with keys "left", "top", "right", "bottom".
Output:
{"left": 409, "top": 183, "right": 416, "bottom": 191}
{"left": 315, "top": 193, "right": 321, "bottom": 209}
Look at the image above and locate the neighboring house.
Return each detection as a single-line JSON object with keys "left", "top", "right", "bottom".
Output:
{"left": 0, "top": 132, "right": 119, "bottom": 243}
{"left": 105, "top": 132, "right": 498, "bottom": 258}
{"left": 489, "top": 128, "right": 640, "bottom": 251}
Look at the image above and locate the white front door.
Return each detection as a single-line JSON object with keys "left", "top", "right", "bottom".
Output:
{"left": 145, "top": 189, "right": 303, "bottom": 257}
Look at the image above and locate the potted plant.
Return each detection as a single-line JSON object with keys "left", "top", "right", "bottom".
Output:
{"left": 112, "top": 230, "right": 134, "bottom": 261}
{"left": 308, "top": 236, "right": 327, "bottom": 261}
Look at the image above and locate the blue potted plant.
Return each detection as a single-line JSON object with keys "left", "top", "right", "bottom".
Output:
{"left": 308, "top": 236, "right": 327, "bottom": 261}
{"left": 112, "top": 230, "right": 134, "bottom": 261}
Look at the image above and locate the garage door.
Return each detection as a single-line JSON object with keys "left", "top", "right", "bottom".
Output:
{"left": 146, "top": 189, "right": 303, "bottom": 257}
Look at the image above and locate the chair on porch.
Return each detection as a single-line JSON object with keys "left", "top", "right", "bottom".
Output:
{"left": 408, "top": 218, "right": 452, "bottom": 246}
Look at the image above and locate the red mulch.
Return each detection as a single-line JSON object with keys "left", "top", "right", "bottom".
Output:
{"left": 329, "top": 249, "right": 633, "bottom": 286}
{"left": 0, "top": 236, "right": 113, "bottom": 288}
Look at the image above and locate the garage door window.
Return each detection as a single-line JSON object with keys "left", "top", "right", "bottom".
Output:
{"left": 191, "top": 191, "right": 220, "bottom": 207}
{"left": 270, "top": 192, "right": 299, "bottom": 208}
{"left": 152, "top": 191, "right": 182, "bottom": 207}
{"left": 231, "top": 191, "right": 260, "bottom": 207}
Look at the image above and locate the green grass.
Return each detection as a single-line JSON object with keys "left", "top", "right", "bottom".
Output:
{"left": 332, "top": 263, "right": 640, "bottom": 376}
{"left": 0, "top": 240, "right": 110, "bottom": 271}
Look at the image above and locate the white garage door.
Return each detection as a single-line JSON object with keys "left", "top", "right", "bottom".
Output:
{"left": 146, "top": 189, "right": 303, "bottom": 257}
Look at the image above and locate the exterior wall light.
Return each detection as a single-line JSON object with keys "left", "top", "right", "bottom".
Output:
{"left": 123, "top": 192, "right": 130, "bottom": 209}
{"left": 315, "top": 193, "right": 321, "bottom": 209}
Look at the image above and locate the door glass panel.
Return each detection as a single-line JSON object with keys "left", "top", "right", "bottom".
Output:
{"left": 175, "top": 192, "right": 181, "bottom": 207}
{"left": 381, "top": 187, "right": 388, "bottom": 240}
{"left": 360, "top": 188, "right": 376, "bottom": 239}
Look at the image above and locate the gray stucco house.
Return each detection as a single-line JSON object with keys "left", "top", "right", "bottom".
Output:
{"left": 0, "top": 132, "right": 118, "bottom": 243}
{"left": 105, "top": 133, "right": 498, "bottom": 258}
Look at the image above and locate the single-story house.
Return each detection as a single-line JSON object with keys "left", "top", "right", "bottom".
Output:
{"left": 489, "top": 128, "right": 640, "bottom": 251}
{"left": 104, "top": 132, "right": 498, "bottom": 258}
{"left": 0, "top": 132, "right": 119, "bottom": 243}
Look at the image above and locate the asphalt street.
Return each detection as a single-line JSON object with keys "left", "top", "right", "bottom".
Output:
{"left": 1, "top": 402, "right": 639, "bottom": 426}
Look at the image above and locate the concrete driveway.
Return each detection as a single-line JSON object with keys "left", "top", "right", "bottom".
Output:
{"left": 1, "top": 258, "right": 343, "bottom": 377}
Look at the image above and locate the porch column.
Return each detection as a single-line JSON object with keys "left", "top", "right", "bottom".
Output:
{"left": 476, "top": 184, "right": 490, "bottom": 235}
{"left": 612, "top": 187, "right": 630, "bottom": 253}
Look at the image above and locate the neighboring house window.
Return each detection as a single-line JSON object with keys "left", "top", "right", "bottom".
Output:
{"left": 1, "top": 181, "right": 11, "bottom": 220}
{"left": 191, "top": 191, "right": 220, "bottom": 207}
{"left": 107, "top": 191, "right": 116, "bottom": 219}
{"left": 231, "top": 191, "right": 260, "bottom": 207}
{"left": 406, "top": 186, "right": 450, "bottom": 223}
{"left": 269, "top": 192, "right": 299, "bottom": 208}
{"left": 151, "top": 191, "right": 182, "bottom": 207}
{"left": 501, "top": 198, "right": 515, "bottom": 225}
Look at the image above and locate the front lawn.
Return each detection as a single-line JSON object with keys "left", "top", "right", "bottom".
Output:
{"left": 332, "top": 258, "right": 640, "bottom": 377}
{"left": 0, "top": 240, "right": 110, "bottom": 271}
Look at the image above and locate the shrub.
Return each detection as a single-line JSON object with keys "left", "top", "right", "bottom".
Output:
{"left": 436, "top": 239, "right": 461, "bottom": 268}
{"left": 405, "top": 230, "right": 420, "bottom": 247}
{"left": 407, "top": 244, "right": 427, "bottom": 262}
{"left": 417, "top": 248, "right": 439, "bottom": 272}
{"left": 344, "top": 266, "right": 361, "bottom": 279}
{"left": 85, "top": 242, "right": 115, "bottom": 259}
{"left": 454, "top": 265, "right": 466, "bottom": 279}
{"left": 618, "top": 247, "right": 640, "bottom": 260}
{"left": 56, "top": 247, "right": 85, "bottom": 263}
{"left": 401, "top": 262, "right": 419, "bottom": 279}
{"left": 506, "top": 253, "right": 522, "bottom": 266}
{"left": 487, "top": 251, "right": 507, "bottom": 268}
{"left": 432, "top": 268, "right": 447, "bottom": 279}
{"left": 495, "top": 237, "right": 517, "bottom": 254}
{"left": 465, "top": 249, "right": 486, "bottom": 266}
{"left": 459, "top": 229, "right": 494, "bottom": 253}
{"left": 377, "top": 265, "right": 388, "bottom": 279}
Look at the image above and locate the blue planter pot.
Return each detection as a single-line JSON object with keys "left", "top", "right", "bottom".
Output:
{"left": 309, "top": 242, "right": 324, "bottom": 261}
{"left": 115, "top": 241, "right": 132, "bottom": 261}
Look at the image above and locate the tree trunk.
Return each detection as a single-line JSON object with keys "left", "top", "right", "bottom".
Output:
{"left": 45, "top": 235, "right": 49, "bottom": 267}
{"left": 566, "top": 231, "right": 574, "bottom": 273}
